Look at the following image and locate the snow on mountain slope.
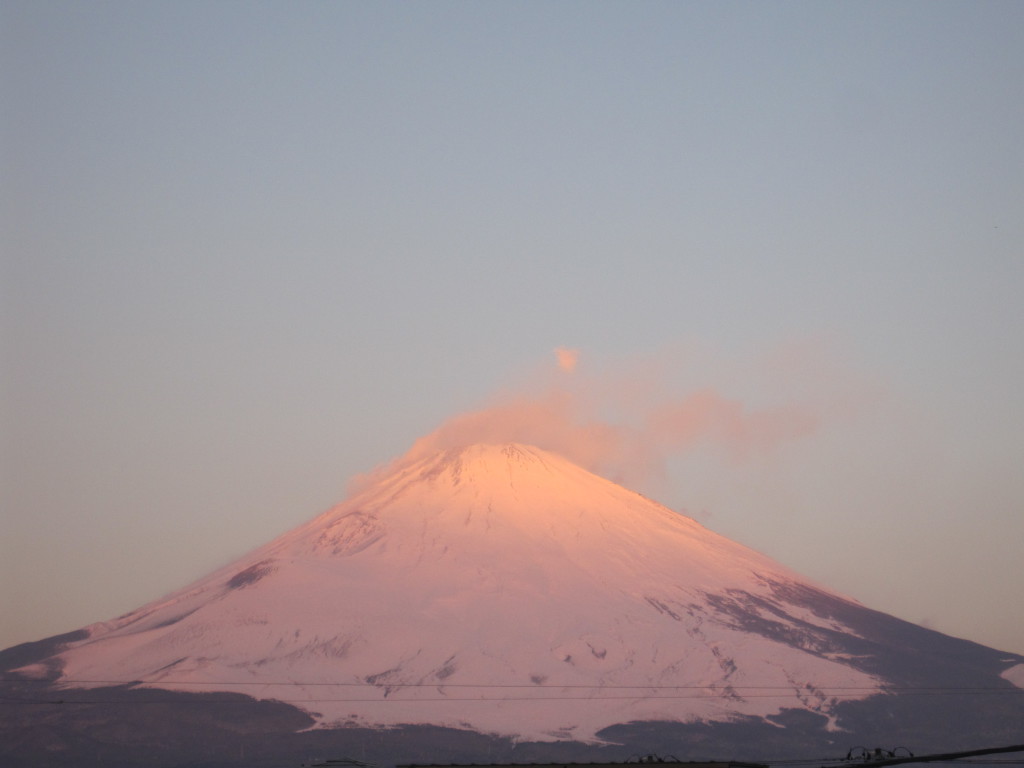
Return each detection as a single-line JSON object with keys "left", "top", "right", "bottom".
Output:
{"left": 21, "top": 443, "right": 882, "bottom": 741}
{"left": 1003, "top": 663, "right": 1024, "bottom": 688}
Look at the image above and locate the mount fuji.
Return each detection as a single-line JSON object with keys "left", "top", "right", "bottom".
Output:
{"left": 3, "top": 443, "right": 1023, "bottom": 767}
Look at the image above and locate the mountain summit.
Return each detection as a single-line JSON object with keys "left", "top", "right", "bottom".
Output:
{"left": 6, "top": 444, "right": 1023, "bottom": 757}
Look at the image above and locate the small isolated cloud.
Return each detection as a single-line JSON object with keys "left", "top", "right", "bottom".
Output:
{"left": 555, "top": 347, "right": 580, "bottom": 373}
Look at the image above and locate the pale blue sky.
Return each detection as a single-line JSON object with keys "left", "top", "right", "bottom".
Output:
{"left": 2, "top": 2, "right": 1023, "bottom": 655}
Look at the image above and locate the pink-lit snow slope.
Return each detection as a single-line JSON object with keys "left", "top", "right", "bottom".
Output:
{"left": 28, "top": 443, "right": 881, "bottom": 741}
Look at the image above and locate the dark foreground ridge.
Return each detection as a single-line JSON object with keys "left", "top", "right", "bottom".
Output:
{"left": 2, "top": 676, "right": 1023, "bottom": 768}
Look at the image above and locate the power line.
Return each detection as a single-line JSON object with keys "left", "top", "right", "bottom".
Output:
{"left": 2, "top": 690, "right": 1022, "bottom": 706}
{"left": 3, "top": 678, "right": 1021, "bottom": 693}
{"left": 828, "top": 744, "right": 1024, "bottom": 768}
{"left": 0, "top": 694, "right": 915, "bottom": 704}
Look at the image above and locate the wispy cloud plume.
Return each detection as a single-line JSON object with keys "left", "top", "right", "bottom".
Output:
{"left": 359, "top": 346, "right": 847, "bottom": 494}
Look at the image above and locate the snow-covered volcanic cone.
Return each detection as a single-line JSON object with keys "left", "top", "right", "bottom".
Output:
{"left": 15, "top": 443, "right": 884, "bottom": 741}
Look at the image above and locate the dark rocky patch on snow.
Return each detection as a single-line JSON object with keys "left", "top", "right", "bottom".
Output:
{"left": 226, "top": 559, "right": 276, "bottom": 590}
{"left": 0, "top": 629, "right": 89, "bottom": 680}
